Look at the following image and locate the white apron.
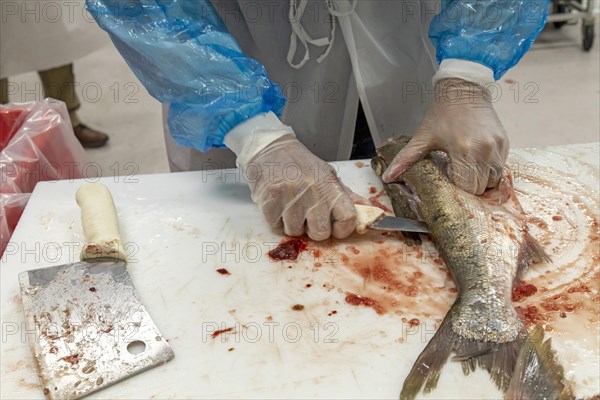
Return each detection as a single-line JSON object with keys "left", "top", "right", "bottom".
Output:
{"left": 163, "top": 0, "right": 438, "bottom": 172}
{"left": 0, "top": 0, "right": 109, "bottom": 78}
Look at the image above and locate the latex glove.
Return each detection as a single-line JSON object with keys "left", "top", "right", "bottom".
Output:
{"left": 245, "top": 135, "right": 359, "bottom": 240}
{"left": 382, "top": 77, "right": 509, "bottom": 195}
{"left": 224, "top": 113, "right": 359, "bottom": 241}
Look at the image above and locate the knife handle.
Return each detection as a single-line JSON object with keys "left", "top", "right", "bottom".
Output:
{"left": 76, "top": 183, "right": 127, "bottom": 262}
{"left": 355, "top": 204, "right": 385, "bottom": 234}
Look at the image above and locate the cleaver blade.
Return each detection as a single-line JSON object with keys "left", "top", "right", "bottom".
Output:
{"left": 18, "top": 184, "right": 173, "bottom": 399}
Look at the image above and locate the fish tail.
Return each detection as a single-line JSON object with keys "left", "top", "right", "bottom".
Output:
{"left": 400, "top": 305, "right": 457, "bottom": 400}
{"left": 400, "top": 304, "right": 527, "bottom": 400}
{"left": 505, "top": 326, "right": 574, "bottom": 400}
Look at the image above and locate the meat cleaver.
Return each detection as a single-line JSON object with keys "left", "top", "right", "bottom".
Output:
{"left": 355, "top": 204, "right": 429, "bottom": 234}
{"left": 18, "top": 183, "right": 174, "bottom": 399}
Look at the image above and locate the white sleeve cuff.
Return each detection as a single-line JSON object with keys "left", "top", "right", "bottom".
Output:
{"left": 432, "top": 59, "right": 495, "bottom": 87}
{"left": 223, "top": 112, "right": 295, "bottom": 166}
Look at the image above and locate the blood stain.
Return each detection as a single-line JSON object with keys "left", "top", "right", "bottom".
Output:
{"left": 516, "top": 305, "right": 546, "bottom": 326}
{"left": 269, "top": 238, "right": 308, "bottom": 261}
{"left": 512, "top": 282, "right": 538, "bottom": 302}
{"left": 211, "top": 327, "right": 235, "bottom": 339}
{"left": 60, "top": 354, "right": 79, "bottom": 365}
{"left": 346, "top": 245, "right": 360, "bottom": 255}
{"left": 345, "top": 293, "right": 384, "bottom": 314}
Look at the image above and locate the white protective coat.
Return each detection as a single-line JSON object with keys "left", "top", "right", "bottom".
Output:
{"left": 163, "top": 0, "right": 439, "bottom": 171}
{"left": 0, "top": 0, "right": 108, "bottom": 78}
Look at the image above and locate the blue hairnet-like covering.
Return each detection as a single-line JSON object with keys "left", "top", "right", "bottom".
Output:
{"left": 430, "top": 0, "right": 550, "bottom": 80}
{"left": 86, "top": 0, "right": 286, "bottom": 151}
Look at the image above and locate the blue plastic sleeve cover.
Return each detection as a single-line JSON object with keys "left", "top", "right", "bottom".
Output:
{"left": 430, "top": 0, "right": 550, "bottom": 80}
{"left": 86, "top": 0, "right": 286, "bottom": 152}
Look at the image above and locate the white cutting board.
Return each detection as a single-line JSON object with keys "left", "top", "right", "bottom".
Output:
{"left": 1, "top": 144, "right": 598, "bottom": 399}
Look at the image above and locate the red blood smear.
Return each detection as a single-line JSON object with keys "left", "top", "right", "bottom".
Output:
{"left": 512, "top": 282, "right": 538, "bottom": 302}
{"left": 347, "top": 246, "right": 360, "bottom": 255}
{"left": 216, "top": 268, "right": 231, "bottom": 276}
{"left": 408, "top": 318, "right": 420, "bottom": 327}
{"left": 408, "top": 271, "right": 423, "bottom": 284}
{"left": 567, "top": 283, "right": 591, "bottom": 293}
{"left": 313, "top": 250, "right": 321, "bottom": 258}
{"left": 541, "top": 300, "right": 561, "bottom": 311}
{"left": 516, "top": 305, "right": 545, "bottom": 326}
{"left": 269, "top": 238, "right": 308, "bottom": 261}
{"left": 369, "top": 186, "right": 377, "bottom": 194}
{"left": 60, "top": 354, "right": 79, "bottom": 364}
{"left": 405, "top": 286, "right": 418, "bottom": 297}
{"left": 211, "top": 327, "right": 234, "bottom": 339}
{"left": 345, "top": 293, "right": 384, "bottom": 314}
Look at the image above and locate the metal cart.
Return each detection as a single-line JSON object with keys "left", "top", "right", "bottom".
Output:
{"left": 548, "top": 0, "right": 599, "bottom": 51}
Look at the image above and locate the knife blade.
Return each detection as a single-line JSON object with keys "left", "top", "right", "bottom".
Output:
{"left": 369, "top": 215, "right": 429, "bottom": 233}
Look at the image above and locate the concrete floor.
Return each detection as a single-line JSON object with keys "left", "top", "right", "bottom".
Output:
{"left": 7, "top": 20, "right": 600, "bottom": 176}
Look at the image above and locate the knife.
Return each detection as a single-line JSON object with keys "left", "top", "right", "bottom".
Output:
{"left": 355, "top": 204, "right": 429, "bottom": 234}
{"left": 18, "top": 183, "right": 174, "bottom": 399}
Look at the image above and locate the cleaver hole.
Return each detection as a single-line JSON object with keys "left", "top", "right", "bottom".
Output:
{"left": 127, "top": 340, "right": 146, "bottom": 355}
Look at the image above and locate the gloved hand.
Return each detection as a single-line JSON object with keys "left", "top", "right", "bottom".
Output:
{"left": 382, "top": 78, "right": 509, "bottom": 195}
{"left": 245, "top": 135, "right": 359, "bottom": 241}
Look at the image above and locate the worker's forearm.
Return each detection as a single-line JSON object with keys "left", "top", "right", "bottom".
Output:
{"left": 430, "top": 0, "right": 550, "bottom": 80}
{"left": 86, "top": 0, "right": 286, "bottom": 152}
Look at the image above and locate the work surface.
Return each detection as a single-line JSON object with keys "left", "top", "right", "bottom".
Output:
{"left": 1, "top": 144, "right": 599, "bottom": 399}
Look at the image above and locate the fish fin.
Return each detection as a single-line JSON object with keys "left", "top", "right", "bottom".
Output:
{"left": 518, "top": 231, "right": 552, "bottom": 275}
{"left": 505, "top": 326, "right": 574, "bottom": 400}
{"left": 454, "top": 333, "right": 526, "bottom": 391}
{"left": 400, "top": 306, "right": 457, "bottom": 400}
{"left": 498, "top": 171, "right": 521, "bottom": 207}
{"left": 402, "top": 304, "right": 528, "bottom": 399}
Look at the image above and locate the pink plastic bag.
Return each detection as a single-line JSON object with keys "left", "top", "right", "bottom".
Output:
{"left": 1, "top": 99, "right": 89, "bottom": 255}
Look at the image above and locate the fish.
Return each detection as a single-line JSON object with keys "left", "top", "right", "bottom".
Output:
{"left": 371, "top": 136, "right": 572, "bottom": 400}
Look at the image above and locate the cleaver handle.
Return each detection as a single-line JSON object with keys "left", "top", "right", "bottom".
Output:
{"left": 76, "top": 183, "right": 127, "bottom": 262}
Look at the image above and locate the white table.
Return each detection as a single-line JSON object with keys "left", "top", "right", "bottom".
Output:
{"left": 1, "top": 144, "right": 598, "bottom": 399}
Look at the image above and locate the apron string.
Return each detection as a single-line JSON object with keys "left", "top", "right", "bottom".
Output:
{"left": 287, "top": 0, "right": 357, "bottom": 69}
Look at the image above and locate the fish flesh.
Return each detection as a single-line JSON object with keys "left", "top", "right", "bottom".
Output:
{"left": 372, "top": 137, "right": 572, "bottom": 399}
